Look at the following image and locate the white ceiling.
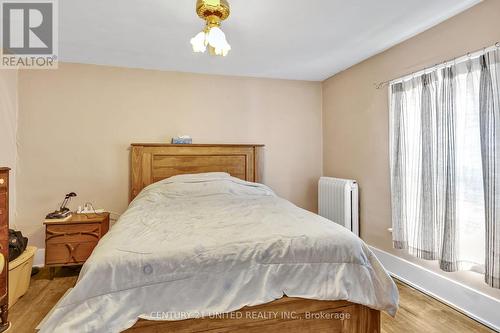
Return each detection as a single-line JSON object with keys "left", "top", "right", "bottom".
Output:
{"left": 59, "top": 0, "right": 481, "bottom": 81}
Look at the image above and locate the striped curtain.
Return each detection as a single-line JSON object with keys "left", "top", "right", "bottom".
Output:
{"left": 390, "top": 48, "right": 500, "bottom": 288}
{"left": 479, "top": 50, "right": 500, "bottom": 288}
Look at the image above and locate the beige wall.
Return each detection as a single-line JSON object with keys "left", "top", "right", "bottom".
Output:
{"left": 322, "top": 0, "right": 500, "bottom": 298}
{"left": 0, "top": 69, "right": 18, "bottom": 226}
{"left": 13, "top": 0, "right": 499, "bottom": 297}
{"left": 17, "top": 63, "right": 322, "bottom": 248}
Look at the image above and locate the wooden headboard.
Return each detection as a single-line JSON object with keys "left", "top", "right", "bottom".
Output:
{"left": 130, "top": 143, "right": 264, "bottom": 201}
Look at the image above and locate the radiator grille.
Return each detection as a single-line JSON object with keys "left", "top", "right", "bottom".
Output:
{"left": 318, "top": 177, "right": 359, "bottom": 236}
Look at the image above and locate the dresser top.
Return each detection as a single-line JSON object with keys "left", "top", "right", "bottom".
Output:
{"left": 0, "top": 167, "right": 10, "bottom": 171}
{"left": 44, "top": 213, "right": 109, "bottom": 225}
{"left": 131, "top": 143, "right": 265, "bottom": 147}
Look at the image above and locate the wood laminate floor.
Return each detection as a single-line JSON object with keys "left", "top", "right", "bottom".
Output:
{"left": 9, "top": 267, "right": 495, "bottom": 333}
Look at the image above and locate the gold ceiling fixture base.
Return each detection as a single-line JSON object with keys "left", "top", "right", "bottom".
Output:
{"left": 191, "top": 0, "right": 231, "bottom": 57}
{"left": 196, "top": 0, "right": 230, "bottom": 26}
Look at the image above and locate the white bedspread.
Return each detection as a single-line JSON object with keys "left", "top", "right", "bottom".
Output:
{"left": 38, "top": 173, "right": 398, "bottom": 333}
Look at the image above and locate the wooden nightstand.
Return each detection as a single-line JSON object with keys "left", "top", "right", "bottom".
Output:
{"left": 44, "top": 213, "right": 109, "bottom": 279}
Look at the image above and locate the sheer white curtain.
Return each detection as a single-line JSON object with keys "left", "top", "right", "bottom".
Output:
{"left": 390, "top": 49, "right": 500, "bottom": 288}
{"left": 479, "top": 50, "right": 500, "bottom": 288}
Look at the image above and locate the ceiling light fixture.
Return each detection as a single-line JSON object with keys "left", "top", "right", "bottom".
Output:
{"left": 190, "top": 0, "right": 231, "bottom": 57}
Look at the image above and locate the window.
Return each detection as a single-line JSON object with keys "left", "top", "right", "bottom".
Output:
{"left": 389, "top": 47, "right": 500, "bottom": 288}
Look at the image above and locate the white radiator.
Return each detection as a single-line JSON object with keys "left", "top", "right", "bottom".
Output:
{"left": 318, "top": 177, "right": 359, "bottom": 236}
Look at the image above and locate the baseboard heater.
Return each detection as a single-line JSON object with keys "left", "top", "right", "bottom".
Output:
{"left": 318, "top": 177, "right": 359, "bottom": 236}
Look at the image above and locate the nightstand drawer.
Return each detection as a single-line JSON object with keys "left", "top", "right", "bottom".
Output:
{"left": 46, "top": 241, "right": 98, "bottom": 265}
{"left": 46, "top": 223, "right": 101, "bottom": 244}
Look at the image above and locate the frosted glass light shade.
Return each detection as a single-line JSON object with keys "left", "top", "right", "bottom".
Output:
{"left": 190, "top": 27, "right": 230, "bottom": 56}
{"left": 190, "top": 31, "right": 207, "bottom": 53}
{"left": 206, "top": 27, "right": 231, "bottom": 56}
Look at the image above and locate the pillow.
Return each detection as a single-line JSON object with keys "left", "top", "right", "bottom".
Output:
{"left": 138, "top": 172, "right": 275, "bottom": 200}
{"left": 167, "top": 172, "right": 231, "bottom": 182}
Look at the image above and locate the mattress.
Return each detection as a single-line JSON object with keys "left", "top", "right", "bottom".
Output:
{"left": 38, "top": 172, "right": 399, "bottom": 333}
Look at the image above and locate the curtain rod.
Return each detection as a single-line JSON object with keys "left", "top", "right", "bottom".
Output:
{"left": 374, "top": 41, "right": 500, "bottom": 90}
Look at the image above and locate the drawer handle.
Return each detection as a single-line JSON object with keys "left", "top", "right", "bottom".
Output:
{"left": 0, "top": 179, "right": 4, "bottom": 185}
{"left": 65, "top": 243, "right": 81, "bottom": 263}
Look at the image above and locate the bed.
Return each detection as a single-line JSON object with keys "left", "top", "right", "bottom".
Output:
{"left": 38, "top": 143, "right": 398, "bottom": 333}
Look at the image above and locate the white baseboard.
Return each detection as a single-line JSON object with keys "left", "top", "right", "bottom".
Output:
{"left": 33, "top": 248, "right": 45, "bottom": 267}
{"left": 370, "top": 246, "right": 500, "bottom": 332}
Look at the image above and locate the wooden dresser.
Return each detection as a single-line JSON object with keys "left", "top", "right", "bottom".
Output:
{"left": 44, "top": 213, "right": 109, "bottom": 279}
{"left": 0, "top": 168, "right": 10, "bottom": 331}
